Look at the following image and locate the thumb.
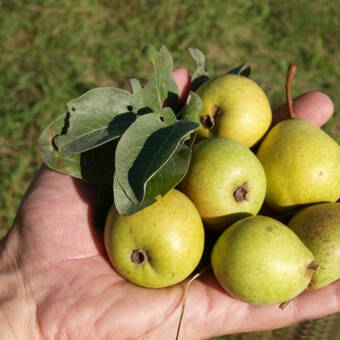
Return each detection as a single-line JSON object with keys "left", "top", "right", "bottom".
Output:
{"left": 272, "top": 91, "right": 334, "bottom": 127}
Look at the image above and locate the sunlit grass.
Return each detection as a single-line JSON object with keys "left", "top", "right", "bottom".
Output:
{"left": 1, "top": 0, "right": 339, "bottom": 235}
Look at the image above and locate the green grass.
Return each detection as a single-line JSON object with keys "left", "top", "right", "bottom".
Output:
{"left": 1, "top": 0, "right": 340, "bottom": 238}
{"left": 1, "top": 0, "right": 339, "bottom": 233}
{"left": 0, "top": 1, "right": 339, "bottom": 337}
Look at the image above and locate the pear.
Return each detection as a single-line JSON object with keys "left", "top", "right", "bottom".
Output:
{"left": 288, "top": 202, "right": 340, "bottom": 289}
{"left": 196, "top": 74, "right": 272, "bottom": 147}
{"left": 180, "top": 137, "right": 266, "bottom": 231}
{"left": 104, "top": 189, "right": 204, "bottom": 288}
{"left": 211, "top": 216, "right": 316, "bottom": 305}
{"left": 257, "top": 118, "right": 340, "bottom": 212}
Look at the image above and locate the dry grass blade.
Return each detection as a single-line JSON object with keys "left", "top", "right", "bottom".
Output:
{"left": 175, "top": 266, "right": 210, "bottom": 340}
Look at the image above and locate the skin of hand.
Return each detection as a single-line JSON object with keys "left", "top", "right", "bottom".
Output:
{"left": 0, "top": 69, "right": 339, "bottom": 340}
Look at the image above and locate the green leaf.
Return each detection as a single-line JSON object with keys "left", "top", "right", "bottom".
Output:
{"left": 178, "top": 91, "right": 203, "bottom": 123}
{"left": 38, "top": 114, "right": 116, "bottom": 183}
{"left": 227, "top": 63, "right": 251, "bottom": 77}
{"left": 160, "top": 106, "right": 177, "bottom": 124}
{"left": 188, "top": 48, "right": 209, "bottom": 91}
{"left": 38, "top": 114, "right": 83, "bottom": 178}
{"left": 114, "top": 143, "right": 191, "bottom": 215}
{"left": 142, "top": 44, "right": 159, "bottom": 62}
{"left": 54, "top": 87, "right": 139, "bottom": 153}
{"left": 138, "top": 45, "right": 178, "bottom": 114}
{"left": 80, "top": 140, "right": 116, "bottom": 184}
{"left": 115, "top": 113, "right": 198, "bottom": 204}
{"left": 129, "top": 78, "right": 143, "bottom": 96}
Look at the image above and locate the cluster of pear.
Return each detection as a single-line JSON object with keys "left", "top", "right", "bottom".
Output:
{"left": 104, "top": 69, "right": 340, "bottom": 306}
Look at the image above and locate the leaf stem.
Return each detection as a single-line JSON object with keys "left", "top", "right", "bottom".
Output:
{"left": 286, "top": 64, "right": 297, "bottom": 118}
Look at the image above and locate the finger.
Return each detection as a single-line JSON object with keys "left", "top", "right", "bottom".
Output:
{"left": 148, "top": 272, "right": 339, "bottom": 339}
{"left": 180, "top": 272, "right": 339, "bottom": 339}
{"left": 172, "top": 67, "right": 191, "bottom": 104}
{"left": 272, "top": 91, "right": 334, "bottom": 127}
{"left": 236, "top": 280, "right": 340, "bottom": 334}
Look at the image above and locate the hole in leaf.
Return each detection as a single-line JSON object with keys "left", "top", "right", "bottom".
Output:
{"left": 51, "top": 112, "right": 70, "bottom": 151}
{"left": 159, "top": 116, "right": 165, "bottom": 122}
{"left": 51, "top": 136, "right": 59, "bottom": 151}
{"left": 60, "top": 112, "right": 70, "bottom": 135}
{"left": 71, "top": 107, "right": 76, "bottom": 112}
{"left": 127, "top": 105, "right": 133, "bottom": 112}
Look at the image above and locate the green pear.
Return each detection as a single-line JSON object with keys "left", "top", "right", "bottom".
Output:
{"left": 257, "top": 119, "right": 340, "bottom": 212}
{"left": 104, "top": 189, "right": 204, "bottom": 288}
{"left": 211, "top": 216, "right": 316, "bottom": 305}
{"left": 180, "top": 137, "right": 266, "bottom": 231}
{"left": 196, "top": 74, "right": 272, "bottom": 147}
{"left": 288, "top": 202, "right": 340, "bottom": 290}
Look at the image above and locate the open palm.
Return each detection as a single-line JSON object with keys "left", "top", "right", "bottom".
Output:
{"left": 1, "top": 69, "right": 339, "bottom": 340}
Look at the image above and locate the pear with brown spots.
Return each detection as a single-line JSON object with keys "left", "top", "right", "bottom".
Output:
{"left": 211, "top": 215, "right": 316, "bottom": 304}
{"left": 289, "top": 202, "right": 340, "bottom": 290}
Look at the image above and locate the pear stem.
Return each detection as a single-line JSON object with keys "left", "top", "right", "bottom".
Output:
{"left": 279, "top": 300, "right": 291, "bottom": 309}
{"left": 285, "top": 64, "right": 297, "bottom": 119}
{"left": 307, "top": 261, "right": 319, "bottom": 271}
{"left": 200, "top": 105, "right": 221, "bottom": 130}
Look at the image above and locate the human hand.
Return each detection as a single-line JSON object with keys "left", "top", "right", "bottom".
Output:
{"left": 0, "top": 69, "right": 338, "bottom": 340}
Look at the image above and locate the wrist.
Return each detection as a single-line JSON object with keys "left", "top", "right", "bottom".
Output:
{"left": 0, "top": 227, "right": 42, "bottom": 339}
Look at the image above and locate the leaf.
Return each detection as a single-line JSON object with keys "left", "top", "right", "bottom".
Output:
{"left": 54, "top": 87, "right": 139, "bottom": 153}
{"left": 188, "top": 48, "right": 208, "bottom": 79}
{"left": 227, "top": 63, "right": 251, "bottom": 77}
{"left": 80, "top": 140, "right": 116, "bottom": 184}
{"left": 185, "top": 131, "right": 197, "bottom": 148}
{"left": 188, "top": 48, "right": 210, "bottom": 91}
{"left": 38, "top": 114, "right": 83, "bottom": 178}
{"left": 177, "top": 91, "right": 202, "bottom": 147}
{"left": 129, "top": 78, "right": 143, "bottom": 96}
{"left": 142, "top": 44, "right": 159, "bottom": 62}
{"left": 113, "top": 173, "right": 134, "bottom": 214}
{"left": 115, "top": 113, "right": 198, "bottom": 204}
{"left": 178, "top": 91, "right": 203, "bottom": 123}
{"left": 38, "top": 114, "right": 116, "bottom": 183}
{"left": 160, "top": 106, "right": 177, "bottom": 124}
{"left": 138, "top": 45, "right": 178, "bottom": 114}
{"left": 114, "top": 143, "right": 191, "bottom": 215}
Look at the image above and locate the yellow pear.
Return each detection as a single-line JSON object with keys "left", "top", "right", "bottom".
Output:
{"left": 211, "top": 216, "right": 316, "bottom": 305}
{"left": 197, "top": 74, "right": 272, "bottom": 147}
{"left": 257, "top": 64, "right": 340, "bottom": 212}
{"left": 257, "top": 118, "right": 340, "bottom": 212}
{"left": 104, "top": 189, "right": 204, "bottom": 288}
{"left": 180, "top": 137, "right": 266, "bottom": 231}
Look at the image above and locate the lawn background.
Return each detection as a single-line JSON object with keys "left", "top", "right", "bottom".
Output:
{"left": 0, "top": 1, "right": 339, "bottom": 339}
